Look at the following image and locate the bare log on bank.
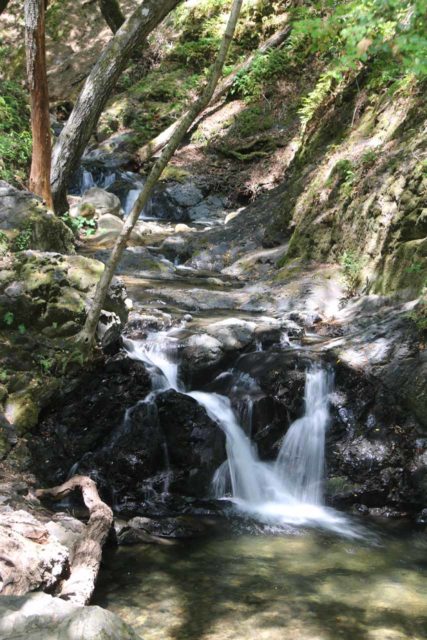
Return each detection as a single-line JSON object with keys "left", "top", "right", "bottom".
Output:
{"left": 36, "top": 475, "right": 113, "bottom": 605}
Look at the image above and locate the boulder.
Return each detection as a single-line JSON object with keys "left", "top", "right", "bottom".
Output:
{"left": 180, "top": 333, "right": 224, "bottom": 374}
{"left": 0, "top": 510, "right": 69, "bottom": 596}
{"left": 165, "top": 182, "right": 203, "bottom": 208}
{"left": 0, "top": 593, "right": 141, "bottom": 640}
{"left": 0, "top": 181, "right": 74, "bottom": 254}
{"left": 205, "top": 318, "right": 257, "bottom": 351}
{"left": 0, "top": 251, "right": 127, "bottom": 330}
{"left": 76, "top": 187, "right": 123, "bottom": 218}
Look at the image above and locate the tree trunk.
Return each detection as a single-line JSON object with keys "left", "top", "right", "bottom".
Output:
{"left": 25, "top": 0, "right": 53, "bottom": 209}
{"left": 36, "top": 476, "right": 113, "bottom": 605}
{"left": 0, "top": 0, "right": 10, "bottom": 15}
{"left": 98, "top": 0, "right": 125, "bottom": 33}
{"left": 77, "top": 0, "right": 244, "bottom": 351}
{"left": 137, "top": 25, "right": 292, "bottom": 163}
{"left": 50, "top": 0, "right": 180, "bottom": 214}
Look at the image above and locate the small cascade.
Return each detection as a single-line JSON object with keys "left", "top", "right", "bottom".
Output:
{"left": 275, "top": 368, "right": 332, "bottom": 505}
{"left": 124, "top": 334, "right": 356, "bottom": 534}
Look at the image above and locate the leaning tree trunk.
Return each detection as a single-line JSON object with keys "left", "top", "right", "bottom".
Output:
{"left": 98, "top": 0, "right": 125, "bottom": 33}
{"left": 25, "top": 0, "right": 53, "bottom": 208}
{"left": 77, "top": 0, "right": 244, "bottom": 351}
{"left": 50, "top": 0, "right": 181, "bottom": 214}
{"left": 137, "top": 25, "right": 292, "bottom": 163}
{"left": 36, "top": 476, "right": 113, "bottom": 605}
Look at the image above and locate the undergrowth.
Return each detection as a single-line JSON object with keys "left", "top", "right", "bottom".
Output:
{"left": 0, "top": 80, "right": 32, "bottom": 186}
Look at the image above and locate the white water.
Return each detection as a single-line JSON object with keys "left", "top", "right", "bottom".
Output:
{"left": 124, "top": 333, "right": 357, "bottom": 535}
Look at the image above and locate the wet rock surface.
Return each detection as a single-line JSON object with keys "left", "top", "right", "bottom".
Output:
{"left": 0, "top": 592, "right": 141, "bottom": 640}
{"left": 34, "top": 358, "right": 226, "bottom": 516}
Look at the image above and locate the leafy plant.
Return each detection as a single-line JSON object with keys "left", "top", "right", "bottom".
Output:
{"left": 406, "top": 261, "right": 423, "bottom": 274}
{"left": 38, "top": 355, "right": 54, "bottom": 375}
{"left": 61, "top": 213, "right": 97, "bottom": 237}
{"left": 0, "top": 80, "right": 32, "bottom": 185}
{"left": 407, "top": 297, "right": 427, "bottom": 334}
{"left": 0, "top": 230, "right": 9, "bottom": 255}
{"left": 3, "top": 311, "right": 14, "bottom": 326}
{"left": 12, "top": 224, "right": 33, "bottom": 251}
{"left": 340, "top": 250, "right": 363, "bottom": 296}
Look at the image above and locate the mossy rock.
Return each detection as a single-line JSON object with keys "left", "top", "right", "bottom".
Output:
{"left": 0, "top": 181, "right": 74, "bottom": 253}
{"left": 4, "top": 391, "right": 39, "bottom": 435}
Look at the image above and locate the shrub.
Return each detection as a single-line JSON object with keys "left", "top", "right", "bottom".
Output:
{"left": 340, "top": 250, "right": 363, "bottom": 296}
{"left": 0, "top": 80, "right": 32, "bottom": 186}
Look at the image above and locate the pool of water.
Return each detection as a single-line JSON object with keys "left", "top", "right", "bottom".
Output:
{"left": 94, "top": 521, "right": 427, "bottom": 640}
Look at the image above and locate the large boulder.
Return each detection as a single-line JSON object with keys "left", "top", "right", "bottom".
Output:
{"left": 35, "top": 373, "right": 225, "bottom": 514}
{"left": 0, "top": 593, "right": 141, "bottom": 640}
{"left": 0, "top": 251, "right": 127, "bottom": 331}
{"left": 0, "top": 181, "right": 74, "bottom": 254}
{"left": 73, "top": 187, "right": 123, "bottom": 219}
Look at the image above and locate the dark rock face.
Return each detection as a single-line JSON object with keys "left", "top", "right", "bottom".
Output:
{"left": 33, "top": 359, "right": 225, "bottom": 516}
{"left": 31, "top": 354, "right": 152, "bottom": 486}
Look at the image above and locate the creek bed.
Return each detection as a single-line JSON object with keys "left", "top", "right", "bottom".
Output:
{"left": 94, "top": 522, "right": 427, "bottom": 640}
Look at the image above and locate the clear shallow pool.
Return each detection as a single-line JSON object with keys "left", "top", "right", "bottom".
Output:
{"left": 94, "top": 523, "right": 427, "bottom": 640}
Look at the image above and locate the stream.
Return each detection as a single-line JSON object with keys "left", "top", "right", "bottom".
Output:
{"left": 94, "top": 525, "right": 427, "bottom": 640}
{"left": 72, "top": 162, "right": 427, "bottom": 640}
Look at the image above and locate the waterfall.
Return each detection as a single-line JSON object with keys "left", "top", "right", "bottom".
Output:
{"left": 275, "top": 368, "right": 332, "bottom": 505}
{"left": 124, "top": 334, "right": 355, "bottom": 534}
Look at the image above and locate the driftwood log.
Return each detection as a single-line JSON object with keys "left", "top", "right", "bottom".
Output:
{"left": 137, "top": 25, "right": 292, "bottom": 163}
{"left": 36, "top": 475, "right": 113, "bottom": 605}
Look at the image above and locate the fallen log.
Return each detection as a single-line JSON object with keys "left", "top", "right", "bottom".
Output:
{"left": 36, "top": 475, "right": 113, "bottom": 606}
{"left": 137, "top": 25, "right": 292, "bottom": 163}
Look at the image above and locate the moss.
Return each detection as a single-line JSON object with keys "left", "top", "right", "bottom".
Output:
{"left": 5, "top": 391, "right": 39, "bottom": 435}
{"left": 159, "top": 166, "right": 191, "bottom": 183}
{"left": 374, "top": 238, "right": 427, "bottom": 296}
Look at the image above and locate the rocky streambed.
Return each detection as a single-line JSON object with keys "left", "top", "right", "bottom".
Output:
{"left": 0, "top": 171, "right": 426, "bottom": 639}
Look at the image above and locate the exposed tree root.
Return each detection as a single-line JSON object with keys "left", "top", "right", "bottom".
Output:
{"left": 36, "top": 475, "right": 113, "bottom": 605}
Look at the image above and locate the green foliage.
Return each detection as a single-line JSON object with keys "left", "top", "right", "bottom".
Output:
{"left": 0, "top": 369, "right": 7, "bottom": 383}
{"left": 61, "top": 214, "right": 97, "bottom": 237}
{"left": 340, "top": 250, "right": 363, "bottom": 296}
{"left": 361, "top": 149, "right": 378, "bottom": 168}
{"left": 407, "top": 296, "right": 427, "bottom": 334}
{"left": 3, "top": 312, "right": 14, "bottom": 327}
{"left": 406, "top": 261, "right": 424, "bottom": 274}
{"left": 12, "top": 224, "right": 32, "bottom": 252}
{"left": 38, "top": 355, "right": 54, "bottom": 375}
{"left": 2, "top": 312, "right": 26, "bottom": 335}
{"left": 232, "top": 105, "right": 274, "bottom": 137}
{"left": 0, "top": 80, "right": 32, "bottom": 186}
{"left": 231, "top": 47, "right": 294, "bottom": 100}
{"left": 170, "top": 37, "right": 222, "bottom": 70}
{"left": 298, "top": 70, "right": 341, "bottom": 133}
{"left": 0, "top": 231, "right": 9, "bottom": 256}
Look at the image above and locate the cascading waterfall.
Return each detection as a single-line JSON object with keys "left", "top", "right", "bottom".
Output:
{"left": 124, "top": 333, "right": 355, "bottom": 534}
{"left": 275, "top": 368, "right": 332, "bottom": 505}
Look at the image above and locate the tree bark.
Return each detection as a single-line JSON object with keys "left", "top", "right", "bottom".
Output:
{"left": 77, "top": 0, "right": 244, "bottom": 351}
{"left": 50, "top": 0, "right": 181, "bottom": 214}
{"left": 137, "top": 25, "right": 292, "bottom": 163}
{"left": 36, "top": 475, "right": 113, "bottom": 605}
{"left": 25, "top": 0, "right": 53, "bottom": 208}
{"left": 0, "top": 0, "right": 10, "bottom": 15}
{"left": 98, "top": 0, "right": 125, "bottom": 33}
